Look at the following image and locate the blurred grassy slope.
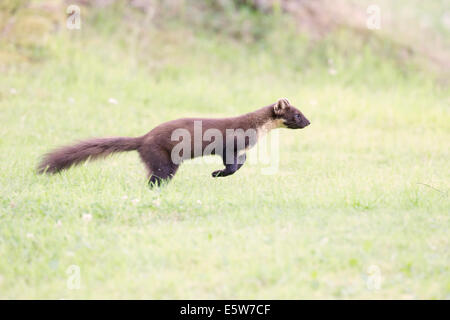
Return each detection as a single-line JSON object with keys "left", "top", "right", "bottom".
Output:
{"left": 0, "top": 1, "right": 449, "bottom": 299}
{"left": 1, "top": 0, "right": 449, "bottom": 75}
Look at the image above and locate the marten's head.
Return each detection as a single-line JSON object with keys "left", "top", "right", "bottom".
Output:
{"left": 273, "top": 98, "right": 310, "bottom": 129}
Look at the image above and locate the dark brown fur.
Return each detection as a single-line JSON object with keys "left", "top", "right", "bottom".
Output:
{"left": 37, "top": 137, "right": 142, "bottom": 174}
{"left": 38, "top": 98, "right": 310, "bottom": 187}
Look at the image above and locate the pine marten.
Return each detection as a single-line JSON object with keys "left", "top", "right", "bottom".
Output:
{"left": 37, "top": 98, "right": 310, "bottom": 187}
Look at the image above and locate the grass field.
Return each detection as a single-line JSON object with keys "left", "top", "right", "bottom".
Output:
{"left": 0, "top": 3, "right": 449, "bottom": 299}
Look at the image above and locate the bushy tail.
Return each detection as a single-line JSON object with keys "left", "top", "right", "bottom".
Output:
{"left": 37, "top": 136, "right": 143, "bottom": 174}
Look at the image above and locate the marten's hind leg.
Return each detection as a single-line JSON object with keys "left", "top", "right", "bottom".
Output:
{"left": 139, "top": 147, "right": 179, "bottom": 188}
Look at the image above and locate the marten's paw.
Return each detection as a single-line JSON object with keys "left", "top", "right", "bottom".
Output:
{"left": 211, "top": 170, "right": 225, "bottom": 178}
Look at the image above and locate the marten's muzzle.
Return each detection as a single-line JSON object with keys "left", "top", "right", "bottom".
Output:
{"left": 300, "top": 118, "right": 310, "bottom": 128}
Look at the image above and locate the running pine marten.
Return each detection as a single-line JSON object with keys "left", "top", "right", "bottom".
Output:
{"left": 37, "top": 98, "right": 310, "bottom": 187}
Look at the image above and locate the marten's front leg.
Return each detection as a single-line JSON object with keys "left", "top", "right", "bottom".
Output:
{"left": 212, "top": 153, "right": 246, "bottom": 178}
{"left": 139, "top": 145, "right": 179, "bottom": 188}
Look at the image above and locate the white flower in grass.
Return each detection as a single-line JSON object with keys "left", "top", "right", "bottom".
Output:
{"left": 152, "top": 198, "right": 161, "bottom": 207}
{"left": 56, "top": 220, "right": 62, "bottom": 228}
{"left": 328, "top": 68, "right": 337, "bottom": 75}
{"left": 108, "top": 98, "right": 118, "bottom": 105}
{"left": 131, "top": 198, "right": 140, "bottom": 205}
{"left": 196, "top": 200, "right": 202, "bottom": 205}
{"left": 82, "top": 213, "right": 92, "bottom": 223}
{"left": 10, "top": 88, "right": 17, "bottom": 95}
{"left": 122, "top": 195, "right": 128, "bottom": 200}
{"left": 68, "top": 97, "right": 75, "bottom": 104}
{"left": 26, "top": 233, "right": 34, "bottom": 239}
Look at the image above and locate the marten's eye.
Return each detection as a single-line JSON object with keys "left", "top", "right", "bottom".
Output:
{"left": 295, "top": 114, "right": 301, "bottom": 120}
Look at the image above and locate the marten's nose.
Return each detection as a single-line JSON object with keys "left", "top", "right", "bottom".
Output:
{"left": 304, "top": 119, "right": 310, "bottom": 127}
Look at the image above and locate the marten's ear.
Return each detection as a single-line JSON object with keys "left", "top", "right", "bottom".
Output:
{"left": 274, "top": 98, "right": 290, "bottom": 115}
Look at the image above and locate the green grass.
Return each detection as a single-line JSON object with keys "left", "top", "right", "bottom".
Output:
{"left": 0, "top": 10, "right": 449, "bottom": 299}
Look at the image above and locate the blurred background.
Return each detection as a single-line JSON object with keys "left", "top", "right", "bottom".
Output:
{"left": 2, "top": 0, "right": 449, "bottom": 142}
